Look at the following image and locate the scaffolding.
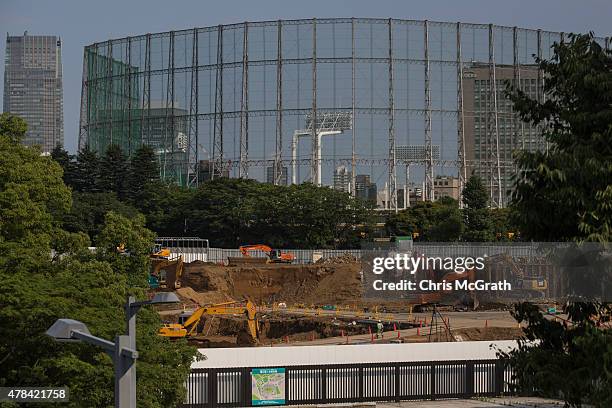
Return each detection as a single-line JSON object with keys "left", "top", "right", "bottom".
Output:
{"left": 78, "top": 18, "right": 609, "bottom": 205}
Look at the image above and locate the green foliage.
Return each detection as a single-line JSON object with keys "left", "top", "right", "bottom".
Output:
{"left": 508, "top": 33, "right": 612, "bottom": 242}
{"left": 162, "top": 179, "right": 373, "bottom": 249}
{"left": 462, "top": 175, "right": 494, "bottom": 242}
{"left": 50, "top": 145, "right": 78, "bottom": 188}
{"left": 0, "top": 112, "right": 27, "bottom": 143}
{"left": 74, "top": 146, "right": 102, "bottom": 193}
{"left": 95, "top": 211, "right": 156, "bottom": 286}
{"left": 0, "top": 116, "right": 197, "bottom": 408}
{"left": 386, "top": 198, "right": 463, "bottom": 241}
{"left": 62, "top": 192, "right": 140, "bottom": 239}
{"left": 499, "top": 302, "right": 612, "bottom": 407}
{"left": 0, "top": 114, "right": 72, "bottom": 272}
{"left": 128, "top": 145, "right": 159, "bottom": 202}
{"left": 500, "top": 34, "right": 612, "bottom": 408}
{"left": 99, "top": 144, "right": 130, "bottom": 200}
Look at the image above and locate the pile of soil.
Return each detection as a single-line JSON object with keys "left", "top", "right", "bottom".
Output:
{"left": 176, "top": 287, "right": 233, "bottom": 307}
{"left": 182, "top": 261, "right": 362, "bottom": 305}
{"left": 452, "top": 327, "right": 524, "bottom": 341}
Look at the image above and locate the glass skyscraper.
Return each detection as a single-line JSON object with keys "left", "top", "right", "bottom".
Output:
{"left": 3, "top": 32, "right": 63, "bottom": 153}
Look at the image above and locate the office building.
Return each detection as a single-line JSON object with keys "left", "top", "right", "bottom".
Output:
{"left": 3, "top": 32, "right": 63, "bottom": 153}
{"left": 333, "top": 166, "right": 351, "bottom": 193}
{"left": 463, "top": 64, "right": 542, "bottom": 206}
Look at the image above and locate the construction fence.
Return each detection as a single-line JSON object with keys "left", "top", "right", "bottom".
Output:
{"left": 170, "top": 243, "right": 544, "bottom": 265}
{"left": 182, "top": 359, "right": 514, "bottom": 407}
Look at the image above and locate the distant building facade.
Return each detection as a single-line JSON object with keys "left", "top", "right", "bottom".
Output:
{"left": 3, "top": 32, "right": 63, "bottom": 153}
{"left": 433, "top": 176, "right": 461, "bottom": 201}
{"left": 333, "top": 165, "right": 351, "bottom": 193}
{"left": 266, "top": 166, "right": 288, "bottom": 186}
{"left": 198, "top": 160, "right": 229, "bottom": 183}
{"left": 355, "top": 174, "right": 377, "bottom": 204}
{"left": 463, "top": 64, "right": 542, "bottom": 205}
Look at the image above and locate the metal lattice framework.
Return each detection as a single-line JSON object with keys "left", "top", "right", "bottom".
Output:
{"left": 78, "top": 18, "right": 610, "bottom": 209}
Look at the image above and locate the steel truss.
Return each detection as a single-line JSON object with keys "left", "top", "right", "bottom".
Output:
{"left": 79, "top": 18, "right": 603, "bottom": 204}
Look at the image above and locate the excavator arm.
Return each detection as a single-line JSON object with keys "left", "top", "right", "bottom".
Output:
{"left": 240, "top": 245, "right": 273, "bottom": 257}
{"left": 160, "top": 300, "right": 259, "bottom": 341}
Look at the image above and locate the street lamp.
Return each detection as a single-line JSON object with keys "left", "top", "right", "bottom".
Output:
{"left": 46, "top": 292, "right": 180, "bottom": 408}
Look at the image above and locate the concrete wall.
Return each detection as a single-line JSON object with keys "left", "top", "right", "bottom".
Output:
{"left": 192, "top": 340, "right": 518, "bottom": 369}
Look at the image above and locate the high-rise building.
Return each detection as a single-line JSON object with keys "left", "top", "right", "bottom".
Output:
{"left": 355, "top": 174, "right": 377, "bottom": 204}
{"left": 333, "top": 165, "right": 351, "bottom": 193}
{"left": 463, "top": 64, "right": 542, "bottom": 206}
{"left": 266, "top": 166, "right": 288, "bottom": 186}
{"left": 3, "top": 32, "right": 63, "bottom": 153}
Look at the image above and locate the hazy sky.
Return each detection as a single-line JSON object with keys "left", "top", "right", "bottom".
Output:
{"left": 1, "top": 0, "right": 610, "bottom": 152}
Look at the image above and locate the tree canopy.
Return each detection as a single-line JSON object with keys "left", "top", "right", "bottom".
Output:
{"left": 0, "top": 114, "right": 196, "bottom": 408}
{"left": 509, "top": 33, "right": 612, "bottom": 242}
{"left": 501, "top": 33, "right": 612, "bottom": 407}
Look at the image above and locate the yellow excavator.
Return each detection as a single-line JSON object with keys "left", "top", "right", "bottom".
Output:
{"left": 158, "top": 300, "right": 259, "bottom": 343}
{"left": 485, "top": 253, "right": 548, "bottom": 298}
{"left": 149, "top": 244, "right": 184, "bottom": 289}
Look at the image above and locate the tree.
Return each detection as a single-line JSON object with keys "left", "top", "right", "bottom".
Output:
{"left": 462, "top": 175, "right": 494, "bottom": 241}
{"left": 499, "top": 302, "right": 611, "bottom": 407}
{"left": 0, "top": 112, "right": 27, "bottom": 143}
{"left": 74, "top": 146, "right": 101, "bottom": 193}
{"left": 500, "top": 34, "right": 612, "bottom": 407}
{"left": 128, "top": 145, "right": 159, "bottom": 203}
{"left": 99, "top": 144, "right": 129, "bottom": 199}
{"left": 508, "top": 33, "right": 612, "bottom": 242}
{"left": 386, "top": 198, "right": 463, "bottom": 242}
{"left": 0, "top": 114, "right": 72, "bottom": 271}
{"left": 51, "top": 144, "right": 78, "bottom": 188}
{"left": 158, "top": 179, "right": 374, "bottom": 248}
{"left": 62, "top": 192, "right": 140, "bottom": 240}
{"left": 0, "top": 116, "right": 197, "bottom": 407}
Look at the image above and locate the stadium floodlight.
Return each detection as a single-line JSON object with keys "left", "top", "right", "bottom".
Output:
{"left": 395, "top": 145, "right": 441, "bottom": 162}
{"left": 292, "top": 112, "right": 353, "bottom": 186}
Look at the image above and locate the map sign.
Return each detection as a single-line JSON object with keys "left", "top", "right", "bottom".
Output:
{"left": 251, "top": 368, "right": 285, "bottom": 405}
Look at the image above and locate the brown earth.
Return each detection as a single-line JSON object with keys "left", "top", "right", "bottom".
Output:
{"left": 451, "top": 326, "right": 524, "bottom": 341}
{"left": 182, "top": 259, "right": 362, "bottom": 306}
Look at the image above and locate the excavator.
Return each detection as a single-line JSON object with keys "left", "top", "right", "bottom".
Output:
{"left": 149, "top": 244, "right": 184, "bottom": 289}
{"left": 228, "top": 244, "right": 295, "bottom": 265}
{"left": 484, "top": 253, "right": 548, "bottom": 298}
{"left": 158, "top": 300, "right": 259, "bottom": 344}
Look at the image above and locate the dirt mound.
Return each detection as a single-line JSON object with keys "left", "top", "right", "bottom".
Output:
{"left": 316, "top": 253, "right": 359, "bottom": 265}
{"left": 176, "top": 287, "right": 233, "bottom": 306}
{"left": 452, "top": 327, "right": 524, "bottom": 341}
{"left": 183, "top": 261, "right": 362, "bottom": 305}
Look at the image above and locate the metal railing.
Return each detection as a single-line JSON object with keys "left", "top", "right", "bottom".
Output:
{"left": 182, "top": 359, "right": 512, "bottom": 407}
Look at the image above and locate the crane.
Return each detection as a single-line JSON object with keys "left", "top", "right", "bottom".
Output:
{"left": 158, "top": 300, "right": 259, "bottom": 342}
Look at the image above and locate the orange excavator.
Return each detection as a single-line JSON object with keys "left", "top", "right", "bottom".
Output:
{"left": 229, "top": 244, "right": 295, "bottom": 265}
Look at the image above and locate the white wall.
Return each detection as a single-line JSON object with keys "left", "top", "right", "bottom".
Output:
{"left": 192, "top": 340, "right": 518, "bottom": 368}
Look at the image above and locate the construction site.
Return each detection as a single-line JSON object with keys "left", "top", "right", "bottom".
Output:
{"left": 150, "top": 242, "right": 558, "bottom": 348}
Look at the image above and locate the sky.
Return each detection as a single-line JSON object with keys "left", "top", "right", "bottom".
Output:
{"left": 1, "top": 0, "right": 611, "bottom": 153}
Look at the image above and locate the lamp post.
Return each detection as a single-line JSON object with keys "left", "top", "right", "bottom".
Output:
{"left": 46, "top": 292, "right": 180, "bottom": 408}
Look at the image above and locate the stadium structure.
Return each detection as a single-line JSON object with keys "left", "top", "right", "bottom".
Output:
{"left": 78, "top": 18, "right": 610, "bottom": 209}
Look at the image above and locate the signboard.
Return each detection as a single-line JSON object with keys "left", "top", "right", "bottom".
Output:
{"left": 251, "top": 368, "right": 285, "bottom": 406}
